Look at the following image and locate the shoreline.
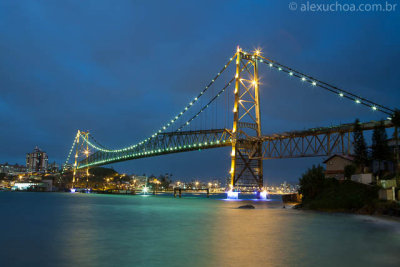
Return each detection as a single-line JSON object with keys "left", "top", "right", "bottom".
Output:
{"left": 293, "top": 203, "right": 400, "bottom": 223}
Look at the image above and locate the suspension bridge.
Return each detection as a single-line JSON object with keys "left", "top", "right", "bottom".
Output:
{"left": 62, "top": 47, "right": 396, "bottom": 191}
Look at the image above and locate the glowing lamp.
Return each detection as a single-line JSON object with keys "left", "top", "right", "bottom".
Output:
{"left": 260, "top": 190, "right": 268, "bottom": 200}
{"left": 227, "top": 190, "right": 239, "bottom": 199}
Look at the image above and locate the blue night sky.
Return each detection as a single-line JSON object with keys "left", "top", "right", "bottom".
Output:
{"left": 1, "top": 0, "right": 399, "bottom": 185}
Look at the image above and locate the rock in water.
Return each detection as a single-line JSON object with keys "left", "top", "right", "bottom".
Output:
{"left": 238, "top": 204, "right": 255, "bottom": 209}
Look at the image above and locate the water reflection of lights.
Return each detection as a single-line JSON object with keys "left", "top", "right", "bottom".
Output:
{"left": 222, "top": 198, "right": 244, "bottom": 201}
{"left": 223, "top": 190, "right": 272, "bottom": 201}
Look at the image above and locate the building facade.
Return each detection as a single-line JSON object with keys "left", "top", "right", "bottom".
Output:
{"left": 26, "top": 146, "right": 48, "bottom": 173}
{"left": 323, "top": 154, "right": 354, "bottom": 180}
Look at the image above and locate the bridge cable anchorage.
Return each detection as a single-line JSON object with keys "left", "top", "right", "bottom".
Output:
{"left": 258, "top": 55, "right": 394, "bottom": 116}
{"left": 79, "top": 54, "right": 237, "bottom": 153}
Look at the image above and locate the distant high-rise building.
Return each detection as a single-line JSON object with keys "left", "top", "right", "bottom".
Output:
{"left": 26, "top": 146, "right": 48, "bottom": 172}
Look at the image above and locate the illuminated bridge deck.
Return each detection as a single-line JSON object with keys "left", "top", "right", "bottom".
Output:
{"left": 78, "top": 129, "right": 232, "bottom": 168}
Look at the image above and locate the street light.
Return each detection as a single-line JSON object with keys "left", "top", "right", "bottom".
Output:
{"left": 143, "top": 186, "right": 149, "bottom": 194}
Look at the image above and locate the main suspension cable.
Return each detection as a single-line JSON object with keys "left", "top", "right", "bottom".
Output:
{"left": 175, "top": 77, "right": 235, "bottom": 132}
{"left": 258, "top": 54, "right": 394, "bottom": 116}
{"left": 79, "top": 52, "right": 238, "bottom": 153}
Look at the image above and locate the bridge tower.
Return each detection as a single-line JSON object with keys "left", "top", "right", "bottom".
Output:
{"left": 71, "top": 130, "right": 90, "bottom": 189}
{"left": 83, "top": 131, "right": 90, "bottom": 188}
{"left": 72, "top": 130, "right": 80, "bottom": 188}
{"left": 230, "top": 47, "right": 263, "bottom": 190}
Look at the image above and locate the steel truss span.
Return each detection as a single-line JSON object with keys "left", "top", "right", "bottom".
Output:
{"left": 250, "top": 120, "right": 394, "bottom": 159}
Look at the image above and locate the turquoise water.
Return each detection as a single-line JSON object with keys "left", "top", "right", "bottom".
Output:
{"left": 0, "top": 192, "right": 399, "bottom": 267}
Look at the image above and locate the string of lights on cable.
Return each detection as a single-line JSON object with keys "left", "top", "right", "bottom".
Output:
{"left": 81, "top": 54, "right": 237, "bottom": 153}
{"left": 61, "top": 132, "right": 80, "bottom": 174}
{"left": 175, "top": 77, "right": 235, "bottom": 132}
{"left": 256, "top": 53, "right": 394, "bottom": 117}
{"left": 174, "top": 60, "right": 254, "bottom": 132}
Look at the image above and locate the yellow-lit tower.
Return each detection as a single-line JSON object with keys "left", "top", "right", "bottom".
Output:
{"left": 230, "top": 47, "right": 263, "bottom": 190}
{"left": 72, "top": 130, "right": 81, "bottom": 188}
{"left": 82, "top": 131, "right": 90, "bottom": 188}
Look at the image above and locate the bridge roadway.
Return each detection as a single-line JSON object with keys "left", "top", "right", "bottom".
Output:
{"left": 78, "top": 120, "right": 393, "bottom": 169}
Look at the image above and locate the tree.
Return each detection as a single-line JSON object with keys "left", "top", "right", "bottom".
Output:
{"left": 299, "top": 165, "right": 325, "bottom": 201}
{"left": 371, "top": 121, "right": 391, "bottom": 176}
{"left": 89, "top": 167, "right": 118, "bottom": 178}
{"left": 158, "top": 174, "right": 171, "bottom": 189}
{"left": 353, "top": 119, "right": 368, "bottom": 173}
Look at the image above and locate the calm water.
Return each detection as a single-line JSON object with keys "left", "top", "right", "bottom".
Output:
{"left": 0, "top": 192, "right": 399, "bottom": 267}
